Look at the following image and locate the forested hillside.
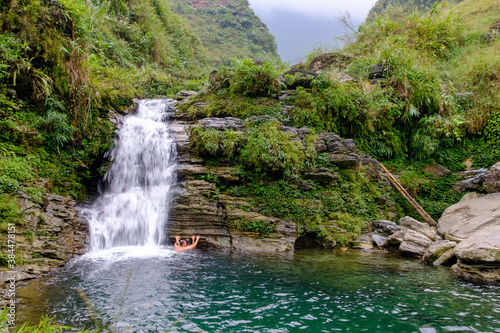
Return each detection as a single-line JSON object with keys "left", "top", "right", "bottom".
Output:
{"left": 0, "top": 0, "right": 206, "bottom": 203}
{"left": 167, "top": 0, "right": 279, "bottom": 66}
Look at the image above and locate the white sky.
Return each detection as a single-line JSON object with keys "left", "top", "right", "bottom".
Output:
{"left": 248, "top": 0, "right": 377, "bottom": 21}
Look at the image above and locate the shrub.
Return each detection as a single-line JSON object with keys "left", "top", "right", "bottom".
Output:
{"left": 0, "top": 156, "right": 35, "bottom": 185}
{"left": 317, "top": 212, "right": 366, "bottom": 247}
{"left": 240, "top": 122, "right": 305, "bottom": 178}
{"left": 0, "top": 194, "right": 24, "bottom": 229}
{"left": 229, "top": 218, "right": 278, "bottom": 235}
{"left": 230, "top": 58, "right": 281, "bottom": 98}
{"left": 190, "top": 127, "right": 245, "bottom": 158}
{"left": 0, "top": 176, "right": 19, "bottom": 194}
{"left": 37, "top": 98, "right": 74, "bottom": 153}
{"left": 485, "top": 112, "right": 500, "bottom": 148}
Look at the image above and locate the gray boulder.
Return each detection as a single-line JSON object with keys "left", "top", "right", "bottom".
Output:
{"left": 484, "top": 162, "right": 500, "bottom": 193}
{"left": 438, "top": 192, "right": 500, "bottom": 239}
{"left": 454, "top": 168, "right": 490, "bottom": 192}
{"left": 385, "top": 230, "right": 406, "bottom": 248}
{"left": 437, "top": 193, "right": 500, "bottom": 284}
{"left": 399, "top": 229, "right": 433, "bottom": 257}
{"left": 399, "top": 216, "right": 437, "bottom": 240}
{"left": 372, "top": 220, "right": 402, "bottom": 236}
{"left": 453, "top": 225, "right": 500, "bottom": 264}
{"left": 421, "top": 240, "right": 457, "bottom": 264}
{"left": 372, "top": 234, "right": 387, "bottom": 248}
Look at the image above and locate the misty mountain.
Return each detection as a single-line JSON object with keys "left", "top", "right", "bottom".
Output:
{"left": 255, "top": 9, "right": 365, "bottom": 64}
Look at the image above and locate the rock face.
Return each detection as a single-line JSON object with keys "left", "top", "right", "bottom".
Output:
{"left": 168, "top": 117, "right": 298, "bottom": 252}
{"left": 167, "top": 111, "right": 385, "bottom": 252}
{"left": 437, "top": 193, "right": 500, "bottom": 284}
{"left": 0, "top": 193, "right": 88, "bottom": 283}
{"left": 168, "top": 180, "right": 297, "bottom": 252}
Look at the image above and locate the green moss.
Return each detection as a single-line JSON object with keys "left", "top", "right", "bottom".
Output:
{"left": 229, "top": 218, "right": 278, "bottom": 236}
{"left": 0, "top": 194, "right": 25, "bottom": 230}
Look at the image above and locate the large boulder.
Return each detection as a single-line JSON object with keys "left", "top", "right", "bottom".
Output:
{"left": 453, "top": 225, "right": 500, "bottom": 263}
{"left": 437, "top": 193, "right": 500, "bottom": 284}
{"left": 438, "top": 193, "right": 500, "bottom": 239}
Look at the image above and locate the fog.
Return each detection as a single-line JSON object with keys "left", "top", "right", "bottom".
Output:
{"left": 248, "top": 0, "right": 377, "bottom": 63}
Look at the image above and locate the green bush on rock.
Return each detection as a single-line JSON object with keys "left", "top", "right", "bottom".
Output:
{"left": 240, "top": 122, "right": 304, "bottom": 179}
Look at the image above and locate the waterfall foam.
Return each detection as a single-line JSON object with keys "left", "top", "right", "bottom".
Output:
{"left": 86, "top": 99, "right": 177, "bottom": 253}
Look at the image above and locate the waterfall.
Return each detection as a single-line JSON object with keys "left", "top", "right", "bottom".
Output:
{"left": 87, "top": 99, "right": 177, "bottom": 252}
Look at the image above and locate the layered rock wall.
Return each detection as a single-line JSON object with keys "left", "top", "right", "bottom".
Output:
{"left": 0, "top": 192, "right": 88, "bottom": 283}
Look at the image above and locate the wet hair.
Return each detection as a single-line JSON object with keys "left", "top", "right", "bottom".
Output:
{"left": 185, "top": 239, "right": 192, "bottom": 246}
{"left": 179, "top": 240, "right": 186, "bottom": 246}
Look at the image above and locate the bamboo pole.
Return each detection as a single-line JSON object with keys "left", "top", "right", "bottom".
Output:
{"left": 377, "top": 161, "right": 437, "bottom": 227}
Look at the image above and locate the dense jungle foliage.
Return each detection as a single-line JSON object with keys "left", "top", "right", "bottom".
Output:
{"left": 0, "top": 0, "right": 278, "bottom": 235}
{"left": 0, "top": 0, "right": 209, "bottom": 237}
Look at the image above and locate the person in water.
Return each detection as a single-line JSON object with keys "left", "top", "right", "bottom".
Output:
{"left": 174, "top": 235, "right": 200, "bottom": 251}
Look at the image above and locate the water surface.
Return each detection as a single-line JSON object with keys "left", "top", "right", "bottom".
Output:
{"left": 17, "top": 248, "right": 500, "bottom": 333}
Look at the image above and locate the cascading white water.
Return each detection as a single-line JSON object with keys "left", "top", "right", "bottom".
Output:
{"left": 87, "top": 99, "right": 177, "bottom": 252}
